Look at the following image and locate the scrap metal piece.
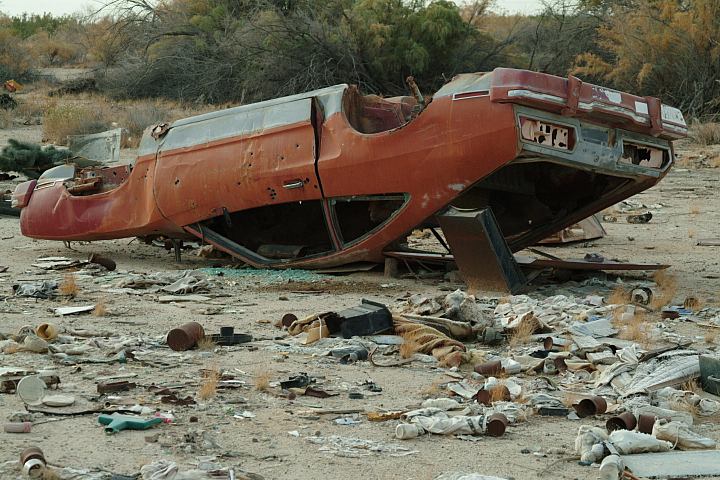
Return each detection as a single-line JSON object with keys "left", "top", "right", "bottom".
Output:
{"left": 209, "top": 326, "right": 252, "bottom": 346}
{"left": 437, "top": 207, "right": 526, "bottom": 294}
{"left": 67, "top": 128, "right": 122, "bottom": 165}
{"left": 337, "top": 299, "right": 393, "bottom": 338}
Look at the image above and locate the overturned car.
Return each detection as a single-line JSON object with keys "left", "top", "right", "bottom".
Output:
{"left": 13, "top": 68, "right": 686, "bottom": 284}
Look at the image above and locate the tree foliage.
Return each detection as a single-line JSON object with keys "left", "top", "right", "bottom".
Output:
{"left": 98, "top": 0, "right": 517, "bottom": 103}
{"left": 571, "top": 0, "right": 720, "bottom": 117}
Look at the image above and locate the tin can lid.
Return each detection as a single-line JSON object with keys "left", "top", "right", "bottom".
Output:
{"left": 17, "top": 376, "right": 46, "bottom": 405}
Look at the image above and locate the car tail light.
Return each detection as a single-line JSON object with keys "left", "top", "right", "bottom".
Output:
{"left": 620, "top": 142, "right": 669, "bottom": 169}
{"left": 519, "top": 116, "right": 575, "bottom": 150}
{"left": 11, "top": 180, "right": 37, "bottom": 209}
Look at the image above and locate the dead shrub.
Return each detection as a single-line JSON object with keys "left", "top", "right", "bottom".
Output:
{"left": 618, "top": 309, "right": 650, "bottom": 346}
{"left": 41, "top": 467, "right": 60, "bottom": 480}
{"left": 0, "top": 109, "right": 13, "bottom": 128}
{"left": 15, "top": 98, "right": 47, "bottom": 124}
{"left": 507, "top": 317, "right": 535, "bottom": 348}
{"left": 690, "top": 122, "right": 720, "bottom": 146}
{"left": 684, "top": 296, "right": 702, "bottom": 310}
{"left": 58, "top": 273, "right": 79, "bottom": 297}
{"left": 198, "top": 366, "right": 220, "bottom": 400}
{"left": 690, "top": 203, "right": 701, "bottom": 216}
{"left": 607, "top": 286, "right": 630, "bottom": 305}
{"left": 43, "top": 103, "right": 113, "bottom": 145}
{"left": 254, "top": 371, "right": 271, "bottom": 392}
{"left": 704, "top": 328, "right": 717, "bottom": 344}
{"left": 196, "top": 337, "right": 216, "bottom": 351}
{"left": 419, "top": 378, "right": 446, "bottom": 398}
{"left": 489, "top": 383, "right": 510, "bottom": 403}
{"left": 688, "top": 228, "right": 697, "bottom": 238}
{"left": 399, "top": 331, "right": 422, "bottom": 358}
{"left": 650, "top": 270, "right": 677, "bottom": 310}
{"left": 118, "top": 102, "right": 173, "bottom": 147}
{"left": 562, "top": 392, "right": 582, "bottom": 409}
{"left": 92, "top": 298, "right": 108, "bottom": 317}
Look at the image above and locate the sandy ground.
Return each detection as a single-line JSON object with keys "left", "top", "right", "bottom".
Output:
{"left": 0, "top": 73, "right": 719, "bottom": 480}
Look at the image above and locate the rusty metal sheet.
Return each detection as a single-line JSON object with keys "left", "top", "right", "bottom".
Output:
{"left": 68, "top": 128, "right": 122, "bottom": 165}
{"left": 437, "top": 208, "right": 526, "bottom": 294}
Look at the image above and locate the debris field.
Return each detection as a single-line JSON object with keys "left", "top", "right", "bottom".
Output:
{"left": 1, "top": 145, "right": 720, "bottom": 480}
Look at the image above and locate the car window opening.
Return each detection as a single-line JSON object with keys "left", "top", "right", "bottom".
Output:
{"left": 343, "top": 86, "right": 419, "bottom": 134}
{"left": 200, "top": 200, "right": 333, "bottom": 260}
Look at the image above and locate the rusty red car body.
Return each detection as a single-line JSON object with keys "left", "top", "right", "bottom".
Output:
{"left": 13, "top": 68, "right": 687, "bottom": 268}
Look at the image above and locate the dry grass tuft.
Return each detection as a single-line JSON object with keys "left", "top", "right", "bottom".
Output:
{"left": 669, "top": 399, "right": 700, "bottom": 419}
{"left": 0, "top": 109, "right": 14, "bottom": 128}
{"left": 489, "top": 384, "right": 509, "bottom": 403}
{"left": 704, "top": 328, "right": 717, "bottom": 344}
{"left": 92, "top": 298, "right": 108, "bottom": 317}
{"left": 690, "top": 203, "right": 701, "bottom": 216}
{"left": 682, "top": 379, "right": 703, "bottom": 395}
{"left": 607, "top": 286, "right": 630, "bottom": 305}
{"left": 688, "top": 228, "right": 697, "bottom": 238}
{"left": 198, "top": 366, "right": 220, "bottom": 400}
{"left": 562, "top": 392, "right": 583, "bottom": 409}
{"left": 507, "top": 317, "right": 536, "bottom": 348}
{"left": 419, "top": 378, "right": 446, "bottom": 398}
{"left": 196, "top": 337, "right": 216, "bottom": 351}
{"left": 399, "top": 332, "right": 422, "bottom": 359}
{"left": 618, "top": 309, "right": 650, "bottom": 346}
{"left": 650, "top": 270, "right": 677, "bottom": 310}
{"left": 43, "top": 103, "right": 113, "bottom": 145}
{"left": 689, "top": 122, "right": 720, "bottom": 145}
{"left": 58, "top": 273, "right": 79, "bottom": 297}
{"left": 254, "top": 371, "right": 271, "bottom": 392}
{"left": 41, "top": 467, "right": 61, "bottom": 480}
{"left": 684, "top": 296, "right": 702, "bottom": 310}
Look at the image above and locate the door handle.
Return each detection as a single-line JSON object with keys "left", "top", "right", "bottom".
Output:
{"left": 282, "top": 179, "right": 304, "bottom": 190}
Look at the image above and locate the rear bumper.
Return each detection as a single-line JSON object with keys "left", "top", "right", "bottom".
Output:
{"left": 489, "top": 68, "right": 687, "bottom": 140}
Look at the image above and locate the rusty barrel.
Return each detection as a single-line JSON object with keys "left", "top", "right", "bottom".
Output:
{"left": 606, "top": 412, "right": 637, "bottom": 432}
{"left": 20, "top": 447, "right": 45, "bottom": 478}
{"left": 485, "top": 413, "right": 508, "bottom": 437}
{"left": 281, "top": 313, "right": 297, "bottom": 328}
{"left": 166, "top": 322, "right": 205, "bottom": 351}
{"left": 637, "top": 414, "right": 657, "bottom": 434}
{"left": 574, "top": 396, "right": 607, "bottom": 418}
{"left": 474, "top": 360, "right": 503, "bottom": 376}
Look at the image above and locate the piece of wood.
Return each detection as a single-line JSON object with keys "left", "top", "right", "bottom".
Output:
{"left": 383, "top": 258, "right": 399, "bottom": 278}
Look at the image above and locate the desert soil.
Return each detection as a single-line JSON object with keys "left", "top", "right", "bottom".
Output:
{"left": 0, "top": 76, "right": 719, "bottom": 480}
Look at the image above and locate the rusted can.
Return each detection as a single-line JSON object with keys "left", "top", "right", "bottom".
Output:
{"left": 574, "top": 396, "right": 607, "bottom": 418}
{"left": 606, "top": 412, "right": 637, "bottom": 432}
{"left": 485, "top": 412, "right": 508, "bottom": 437}
{"left": 637, "top": 414, "right": 657, "bottom": 434}
{"left": 88, "top": 253, "right": 117, "bottom": 271}
{"left": 474, "top": 360, "right": 503, "bottom": 376}
{"left": 281, "top": 313, "right": 297, "bottom": 328}
{"left": 166, "top": 322, "right": 205, "bottom": 351}
{"left": 97, "top": 380, "right": 136, "bottom": 394}
{"left": 4, "top": 422, "right": 31, "bottom": 433}
{"left": 20, "top": 447, "right": 45, "bottom": 478}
